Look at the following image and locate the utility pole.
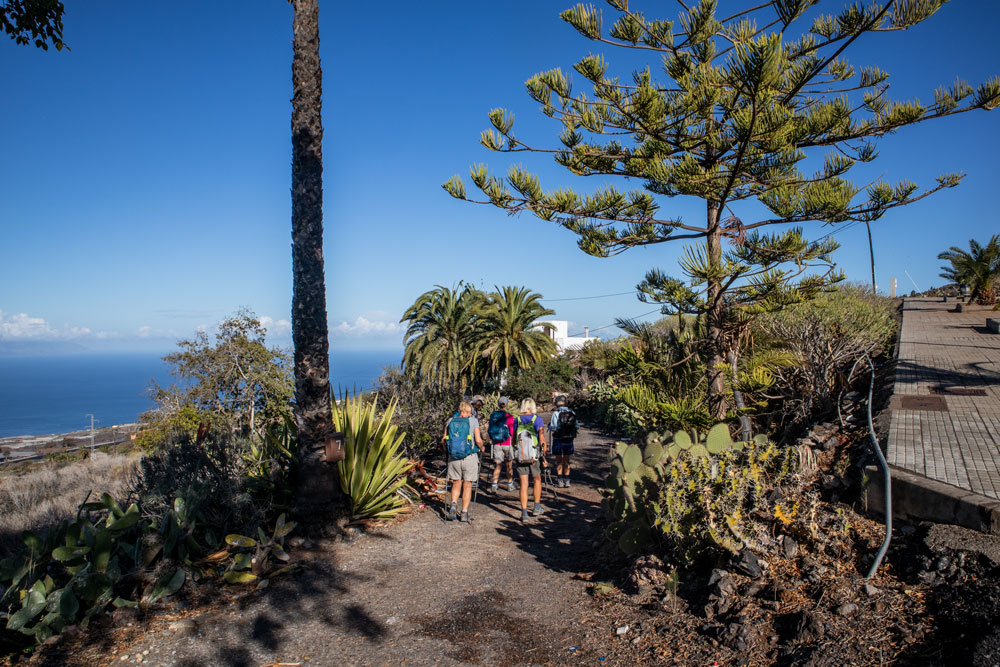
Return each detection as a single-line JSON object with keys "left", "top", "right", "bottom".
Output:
{"left": 86, "top": 414, "right": 98, "bottom": 449}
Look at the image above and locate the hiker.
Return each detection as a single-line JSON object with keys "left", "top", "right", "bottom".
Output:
{"left": 488, "top": 396, "right": 517, "bottom": 493}
{"left": 513, "top": 398, "right": 547, "bottom": 522}
{"left": 471, "top": 395, "right": 485, "bottom": 419}
{"left": 549, "top": 395, "right": 578, "bottom": 488}
{"left": 441, "top": 400, "right": 485, "bottom": 522}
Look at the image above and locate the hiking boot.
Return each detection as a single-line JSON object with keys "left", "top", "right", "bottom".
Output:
{"left": 564, "top": 478, "right": 571, "bottom": 489}
{"left": 558, "top": 478, "right": 567, "bottom": 488}
{"left": 460, "top": 511, "right": 470, "bottom": 523}
{"left": 520, "top": 508, "right": 529, "bottom": 522}
{"left": 446, "top": 502, "right": 458, "bottom": 521}
{"left": 532, "top": 503, "right": 545, "bottom": 517}
{"left": 490, "top": 483, "right": 498, "bottom": 493}
{"left": 507, "top": 480, "right": 516, "bottom": 492}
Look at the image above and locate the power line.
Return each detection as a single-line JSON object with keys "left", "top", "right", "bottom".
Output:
{"left": 542, "top": 290, "right": 636, "bottom": 302}
{"left": 567, "top": 307, "right": 662, "bottom": 338}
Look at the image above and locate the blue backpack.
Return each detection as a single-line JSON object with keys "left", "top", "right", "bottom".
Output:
{"left": 488, "top": 410, "right": 511, "bottom": 444}
{"left": 447, "top": 417, "right": 476, "bottom": 460}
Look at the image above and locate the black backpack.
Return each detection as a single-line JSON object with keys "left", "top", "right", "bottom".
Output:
{"left": 553, "top": 408, "right": 577, "bottom": 439}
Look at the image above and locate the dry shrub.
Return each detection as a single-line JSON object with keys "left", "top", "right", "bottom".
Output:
{"left": 0, "top": 454, "right": 138, "bottom": 559}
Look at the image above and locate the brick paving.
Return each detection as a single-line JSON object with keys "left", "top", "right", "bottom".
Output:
{"left": 887, "top": 298, "right": 1000, "bottom": 499}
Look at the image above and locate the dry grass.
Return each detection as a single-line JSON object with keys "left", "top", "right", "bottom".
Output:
{"left": 0, "top": 453, "right": 138, "bottom": 559}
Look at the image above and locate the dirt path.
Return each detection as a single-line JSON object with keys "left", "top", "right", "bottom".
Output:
{"left": 62, "top": 424, "right": 617, "bottom": 667}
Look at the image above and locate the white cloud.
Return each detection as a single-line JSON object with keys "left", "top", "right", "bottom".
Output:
{"left": 0, "top": 310, "right": 92, "bottom": 340}
{"left": 259, "top": 316, "right": 292, "bottom": 337}
{"left": 331, "top": 316, "right": 402, "bottom": 338}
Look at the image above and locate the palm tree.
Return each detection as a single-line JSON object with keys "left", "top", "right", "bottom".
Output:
{"left": 938, "top": 235, "right": 1000, "bottom": 305}
{"left": 476, "top": 286, "right": 556, "bottom": 386}
{"left": 401, "top": 284, "right": 484, "bottom": 389}
{"left": 290, "top": 0, "right": 336, "bottom": 502}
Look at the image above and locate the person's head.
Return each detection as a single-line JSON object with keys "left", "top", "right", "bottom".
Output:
{"left": 498, "top": 396, "right": 509, "bottom": 409}
{"left": 472, "top": 395, "right": 485, "bottom": 409}
{"left": 458, "top": 401, "right": 473, "bottom": 416}
{"left": 520, "top": 398, "right": 536, "bottom": 415}
{"left": 555, "top": 395, "right": 567, "bottom": 407}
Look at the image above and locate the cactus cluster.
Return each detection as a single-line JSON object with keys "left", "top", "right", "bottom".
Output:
{"left": 605, "top": 425, "right": 782, "bottom": 557}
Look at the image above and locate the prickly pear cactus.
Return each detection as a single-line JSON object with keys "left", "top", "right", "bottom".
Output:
{"left": 604, "top": 424, "right": 793, "bottom": 560}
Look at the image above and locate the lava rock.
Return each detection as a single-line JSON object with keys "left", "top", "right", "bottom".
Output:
{"left": 836, "top": 603, "right": 859, "bottom": 617}
{"left": 736, "top": 549, "right": 762, "bottom": 578}
{"left": 782, "top": 536, "right": 798, "bottom": 559}
{"left": 709, "top": 569, "right": 736, "bottom": 598}
{"left": 723, "top": 622, "right": 751, "bottom": 651}
{"left": 111, "top": 606, "right": 140, "bottom": 627}
{"left": 795, "top": 611, "right": 825, "bottom": 642}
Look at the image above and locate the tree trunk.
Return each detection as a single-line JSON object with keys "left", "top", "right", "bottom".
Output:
{"left": 291, "top": 0, "right": 338, "bottom": 513}
{"left": 866, "top": 222, "right": 876, "bottom": 293}
{"left": 705, "top": 200, "right": 727, "bottom": 421}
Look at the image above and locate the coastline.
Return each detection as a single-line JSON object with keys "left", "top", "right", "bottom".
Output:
{"left": 0, "top": 423, "right": 139, "bottom": 463}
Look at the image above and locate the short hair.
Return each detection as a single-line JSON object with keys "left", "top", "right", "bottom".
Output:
{"left": 458, "top": 401, "right": 473, "bottom": 415}
{"left": 520, "top": 398, "right": 536, "bottom": 414}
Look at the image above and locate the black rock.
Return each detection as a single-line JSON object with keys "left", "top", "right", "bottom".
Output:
{"left": 723, "top": 622, "right": 751, "bottom": 651}
{"left": 709, "top": 568, "right": 737, "bottom": 598}
{"left": 795, "top": 611, "right": 825, "bottom": 643}
{"left": 736, "top": 549, "right": 762, "bottom": 578}
{"left": 781, "top": 535, "right": 799, "bottom": 558}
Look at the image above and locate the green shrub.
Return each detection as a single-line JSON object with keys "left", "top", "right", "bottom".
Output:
{"left": 1, "top": 421, "right": 300, "bottom": 655}
{"left": 579, "top": 379, "right": 644, "bottom": 438}
{"left": 503, "top": 355, "right": 575, "bottom": 406}
{"left": 334, "top": 394, "right": 412, "bottom": 522}
{"left": 372, "top": 366, "right": 461, "bottom": 459}
{"left": 755, "top": 284, "right": 897, "bottom": 430}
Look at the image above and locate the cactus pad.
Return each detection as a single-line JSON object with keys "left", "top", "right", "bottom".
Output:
{"left": 643, "top": 441, "right": 664, "bottom": 466}
{"left": 622, "top": 444, "right": 642, "bottom": 473}
{"left": 674, "top": 430, "right": 692, "bottom": 449}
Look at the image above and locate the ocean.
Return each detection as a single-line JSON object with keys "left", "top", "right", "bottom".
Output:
{"left": 0, "top": 350, "right": 400, "bottom": 438}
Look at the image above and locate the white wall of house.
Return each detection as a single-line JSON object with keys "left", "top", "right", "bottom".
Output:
{"left": 539, "top": 320, "right": 598, "bottom": 352}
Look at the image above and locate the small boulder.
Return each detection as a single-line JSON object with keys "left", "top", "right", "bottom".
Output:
{"left": 835, "top": 603, "right": 859, "bottom": 618}
{"left": 736, "top": 549, "right": 762, "bottom": 578}
{"left": 795, "top": 611, "right": 825, "bottom": 642}
{"left": 782, "top": 536, "right": 798, "bottom": 559}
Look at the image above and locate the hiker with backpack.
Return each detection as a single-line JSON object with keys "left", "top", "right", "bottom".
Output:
{"left": 513, "top": 398, "right": 547, "bottom": 522}
{"left": 549, "top": 395, "right": 578, "bottom": 488}
{"left": 487, "top": 396, "right": 517, "bottom": 493}
{"left": 441, "top": 400, "right": 485, "bottom": 522}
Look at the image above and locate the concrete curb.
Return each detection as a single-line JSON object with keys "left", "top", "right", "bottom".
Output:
{"left": 865, "top": 464, "right": 1000, "bottom": 534}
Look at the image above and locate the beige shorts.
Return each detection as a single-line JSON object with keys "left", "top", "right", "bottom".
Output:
{"left": 447, "top": 454, "right": 479, "bottom": 482}
{"left": 493, "top": 444, "right": 514, "bottom": 464}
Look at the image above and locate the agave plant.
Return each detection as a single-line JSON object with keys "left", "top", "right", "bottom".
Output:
{"left": 333, "top": 394, "right": 412, "bottom": 521}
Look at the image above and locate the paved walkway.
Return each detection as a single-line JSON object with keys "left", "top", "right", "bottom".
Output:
{"left": 887, "top": 299, "right": 1000, "bottom": 499}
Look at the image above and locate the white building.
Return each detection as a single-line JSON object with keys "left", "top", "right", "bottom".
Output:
{"left": 539, "top": 320, "right": 598, "bottom": 352}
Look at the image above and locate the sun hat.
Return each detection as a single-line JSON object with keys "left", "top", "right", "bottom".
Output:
{"left": 497, "top": 396, "right": 509, "bottom": 407}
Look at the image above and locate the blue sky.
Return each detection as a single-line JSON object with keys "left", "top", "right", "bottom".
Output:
{"left": 2, "top": 0, "right": 997, "bottom": 355}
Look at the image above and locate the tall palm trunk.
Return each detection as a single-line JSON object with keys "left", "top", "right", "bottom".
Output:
{"left": 291, "top": 0, "right": 337, "bottom": 508}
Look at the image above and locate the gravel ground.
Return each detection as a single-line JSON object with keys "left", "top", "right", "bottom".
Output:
{"left": 27, "top": 421, "right": 620, "bottom": 667}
